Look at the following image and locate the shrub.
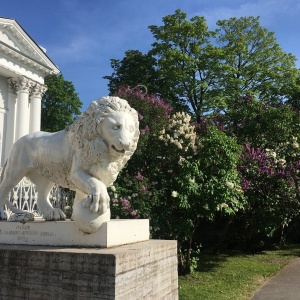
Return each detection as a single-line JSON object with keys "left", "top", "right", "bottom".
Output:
{"left": 110, "top": 87, "right": 245, "bottom": 272}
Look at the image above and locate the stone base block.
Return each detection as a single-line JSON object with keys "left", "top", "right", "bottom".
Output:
{"left": 0, "top": 218, "right": 149, "bottom": 247}
{"left": 0, "top": 240, "right": 178, "bottom": 300}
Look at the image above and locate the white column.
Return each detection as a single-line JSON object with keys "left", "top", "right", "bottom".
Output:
{"left": 15, "top": 77, "right": 32, "bottom": 140}
{"left": 29, "top": 83, "right": 47, "bottom": 133}
{"left": 4, "top": 78, "right": 18, "bottom": 160}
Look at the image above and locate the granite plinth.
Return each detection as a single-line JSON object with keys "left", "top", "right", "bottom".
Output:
{"left": 0, "top": 240, "right": 178, "bottom": 300}
{"left": 0, "top": 218, "right": 149, "bottom": 247}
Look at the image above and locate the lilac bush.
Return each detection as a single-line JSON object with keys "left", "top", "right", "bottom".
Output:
{"left": 110, "top": 87, "right": 245, "bottom": 272}
{"left": 225, "top": 97, "right": 300, "bottom": 246}
{"left": 237, "top": 143, "right": 300, "bottom": 243}
{"left": 108, "top": 89, "right": 300, "bottom": 266}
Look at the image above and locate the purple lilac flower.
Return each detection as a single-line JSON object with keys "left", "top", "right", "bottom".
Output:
{"left": 136, "top": 172, "right": 144, "bottom": 181}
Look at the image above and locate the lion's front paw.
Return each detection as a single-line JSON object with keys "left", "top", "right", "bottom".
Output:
{"left": 0, "top": 209, "right": 8, "bottom": 220}
{"left": 83, "top": 192, "right": 109, "bottom": 215}
{"left": 44, "top": 208, "right": 66, "bottom": 221}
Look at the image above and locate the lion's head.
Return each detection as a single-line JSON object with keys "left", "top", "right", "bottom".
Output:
{"left": 66, "top": 96, "right": 140, "bottom": 170}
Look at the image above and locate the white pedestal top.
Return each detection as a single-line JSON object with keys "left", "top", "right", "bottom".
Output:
{"left": 0, "top": 218, "right": 149, "bottom": 248}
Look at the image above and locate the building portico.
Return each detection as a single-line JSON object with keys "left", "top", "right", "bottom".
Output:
{"left": 0, "top": 17, "right": 59, "bottom": 166}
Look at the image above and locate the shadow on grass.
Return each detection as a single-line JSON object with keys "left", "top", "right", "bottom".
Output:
{"left": 194, "top": 244, "right": 300, "bottom": 273}
{"left": 196, "top": 252, "right": 230, "bottom": 272}
{"left": 273, "top": 244, "right": 300, "bottom": 257}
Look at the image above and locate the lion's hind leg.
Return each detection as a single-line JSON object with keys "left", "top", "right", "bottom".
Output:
{"left": 0, "top": 166, "right": 28, "bottom": 220}
{"left": 27, "top": 172, "right": 66, "bottom": 221}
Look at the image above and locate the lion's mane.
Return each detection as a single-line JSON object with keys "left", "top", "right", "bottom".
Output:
{"left": 65, "top": 96, "right": 140, "bottom": 182}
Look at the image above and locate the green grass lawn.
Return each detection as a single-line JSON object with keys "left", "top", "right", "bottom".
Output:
{"left": 179, "top": 245, "right": 300, "bottom": 300}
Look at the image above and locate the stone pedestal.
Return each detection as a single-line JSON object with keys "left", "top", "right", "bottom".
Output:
{"left": 0, "top": 240, "right": 178, "bottom": 300}
{"left": 0, "top": 218, "right": 149, "bottom": 247}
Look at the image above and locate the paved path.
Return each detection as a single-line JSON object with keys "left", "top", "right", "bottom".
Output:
{"left": 251, "top": 257, "right": 300, "bottom": 300}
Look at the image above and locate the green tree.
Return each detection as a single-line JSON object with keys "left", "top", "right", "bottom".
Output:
{"left": 149, "top": 9, "right": 220, "bottom": 120}
{"left": 286, "top": 74, "right": 300, "bottom": 111}
{"left": 104, "top": 10, "right": 300, "bottom": 120}
{"left": 103, "top": 49, "right": 188, "bottom": 112}
{"left": 41, "top": 74, "right": 82, "bottom": 132}
{"left": 103, "top": 50, "right": 158, "bottom": 95}
{"left": 216, "top": 16, "right": 299, "bottom": 107}
{"left": 225, "top": 96, "right": 300, "bottom": 149}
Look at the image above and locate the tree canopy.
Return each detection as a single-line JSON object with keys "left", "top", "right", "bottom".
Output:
{"left": 41, "top": 74, "right": 82, "bottom": 132}
{"left": 104, "top": 10, "right": 300, "bottom": 121}
{"left": 103, "top": 50, "right": 158, "bottom": 95}
{"left": 215, "top": 16, "right": 299, "bottom": 107}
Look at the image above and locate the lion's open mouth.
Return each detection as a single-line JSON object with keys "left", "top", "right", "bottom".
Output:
{"left": 112, "top": 145, "right": 125, "bottom": 154}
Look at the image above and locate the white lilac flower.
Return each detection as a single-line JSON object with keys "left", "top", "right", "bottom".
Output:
{"left": 278, "top": 159, "right": 286, "bottom": 165}
{"left": 292, "top": 142, "right": 299, "bottom": 149}
{"left": 226, "top": 182, "right": 234, "bottom": 189}
{"left": 189, "top": 178, "right": 195, "bottom": 184}
{"left": 178, "top": 156, "right": 185, "bottom": 165}
{"left": 176, "top": 141, "right": 183, "bottom": 149}
{"left": 171, "top": 191, "right": 178, "bottom": 198}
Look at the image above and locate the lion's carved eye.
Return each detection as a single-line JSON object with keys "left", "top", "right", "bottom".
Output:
{"left": 112, "top": 124, "right": 121, "bottom": 130}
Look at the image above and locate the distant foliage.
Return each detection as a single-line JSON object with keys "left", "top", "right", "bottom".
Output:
{"left": 41, "top": 74, "right": 82, "bottom": 132}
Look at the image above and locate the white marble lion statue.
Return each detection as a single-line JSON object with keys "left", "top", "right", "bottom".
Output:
{"left": 0, "top": 96, "right": 139, "bottom": 232}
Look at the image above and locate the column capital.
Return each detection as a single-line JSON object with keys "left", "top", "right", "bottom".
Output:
{"left": 30, "top": 83, "right": 48, "bottom": 98}
{"left": 7, "top": 78, "right": 17, "bottom": 94}
{"left": 15, "top": 77, "right": 34, "bottom": 94}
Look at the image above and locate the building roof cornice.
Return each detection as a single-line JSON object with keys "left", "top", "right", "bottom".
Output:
{"left": 0, "top": 18, "right": 60, "bottom": 75}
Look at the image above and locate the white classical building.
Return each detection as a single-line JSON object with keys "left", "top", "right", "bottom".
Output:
{"left": 0, "top": 17, "right": 59, "bottom": 167}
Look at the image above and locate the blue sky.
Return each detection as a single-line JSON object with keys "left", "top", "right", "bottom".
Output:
{"left": 2, "top": 0, "right": 300, "bottom": 111}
